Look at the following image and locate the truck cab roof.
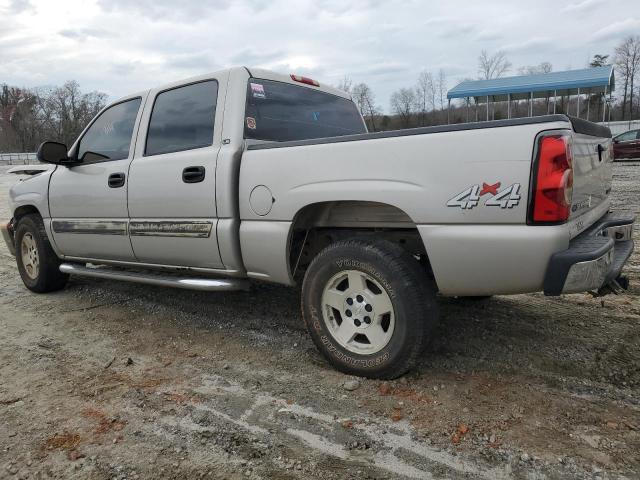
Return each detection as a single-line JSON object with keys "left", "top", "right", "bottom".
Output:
{"left": 112, "top": 66, "right": 351, "bottom": 106}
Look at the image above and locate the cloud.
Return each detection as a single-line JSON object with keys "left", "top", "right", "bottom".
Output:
{"left": 500, "top": 37, "right": 553, "bottom": 53}
{"left": 561, "top": 0, "right": 604, "bottom": 13}
{"left": 58, "top": 28, "right": 112, "bottom": 41}
{"left": 230, "top": 49, "right": 287, "bottom": 67}
{"left": 590, "top": 18, "right": 640, "bottom": 41}
{"left": 1, "top": 0, "right": 637, "bottom": 112}
{"left": 7, "top": 0, "right": 32, "bottom": 13}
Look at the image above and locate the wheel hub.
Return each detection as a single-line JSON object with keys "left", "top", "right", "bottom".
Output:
{"left": 343, "top": 294, "right": 374, "bottom": 329}
{"left": 21, "top": 232, "right": 39, "bottom": 280}
{"left": 321, "top": 270, "right": 395, "bottom": 355}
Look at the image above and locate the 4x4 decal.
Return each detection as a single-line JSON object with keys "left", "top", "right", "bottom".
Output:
{"left": 447, "top": 182, "right": 521, "bottom": 210}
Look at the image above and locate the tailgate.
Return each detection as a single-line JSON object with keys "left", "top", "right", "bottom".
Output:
{"left": 567, "top": 119, "right": 613, "bottom": 238}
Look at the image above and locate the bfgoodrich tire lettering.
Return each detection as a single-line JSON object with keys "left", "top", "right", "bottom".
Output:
{"left": 302, "top": 239, "right": 438, "bottom": 379}
{"left": 15, "top": 214, "right": 68, "bottom": 293}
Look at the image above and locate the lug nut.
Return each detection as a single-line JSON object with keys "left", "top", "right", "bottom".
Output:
{"left": 356, "top": 295, "right": 364, "bottom": 303}
{"left": 345, "top": 310, "right": 352, "bottom": 317}
{"left": 346, "top": 298, "right": 353, "bottom": 305}
{"left": 365, "top": 304, "right": 372, "bottom": 312}
{"left": 364, "top": 316, "right": 371, "bottom": 324}
{"left": 354, "top": 319, "right": 361, "bottom": 326}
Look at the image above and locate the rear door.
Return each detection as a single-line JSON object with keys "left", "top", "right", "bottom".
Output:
{"left": 127, "top": 75, "right": 227, "bottom": 269}
{"left": 48, "top": 96, "right": 144, "bottom": 260}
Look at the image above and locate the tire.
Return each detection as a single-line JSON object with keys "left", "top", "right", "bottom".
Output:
{"left": 15, "top": 214, "right": 68, "bottom": 293}
{"left": 301, "top": 239, "right": 438, "bottom": 379}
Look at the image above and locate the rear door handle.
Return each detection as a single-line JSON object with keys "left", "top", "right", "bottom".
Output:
{"left": 108, "top": 172, "right": 126, "bottom": 188}
{"left": 182, "top": 166, "right": 205, "bottom": 183}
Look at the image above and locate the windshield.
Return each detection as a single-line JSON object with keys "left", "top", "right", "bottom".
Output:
{"left": 244, "top": 78, "right": 366, "bottom": 142}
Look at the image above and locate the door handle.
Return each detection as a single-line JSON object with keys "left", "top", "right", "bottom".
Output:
{"left": 108, "top": 172, "right": 126, "bottom": 188}
{"left": 182, "top": 166, "right": 205, "bottom": 183}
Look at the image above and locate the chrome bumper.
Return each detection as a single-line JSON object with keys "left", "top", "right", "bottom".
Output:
{"left": 544, "top": 211, "right": 635, "bottom": 295}
{"left": 1, "top": 219, "right": 16, "bottom": 256}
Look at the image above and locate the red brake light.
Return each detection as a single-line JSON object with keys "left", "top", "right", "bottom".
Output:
{"left": 530, "top": 135, "right": 573, "bottom": 223}
{"left": 290, "top": 74, "right": 320, "bottom": 87}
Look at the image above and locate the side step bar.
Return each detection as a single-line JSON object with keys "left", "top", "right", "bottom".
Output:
{"left": 59, "top": 263, "right": 250, "bottom": 292}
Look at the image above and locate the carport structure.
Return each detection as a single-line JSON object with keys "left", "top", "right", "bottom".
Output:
{"left": 446, "top": 66, "right": 614, "bottom": 123}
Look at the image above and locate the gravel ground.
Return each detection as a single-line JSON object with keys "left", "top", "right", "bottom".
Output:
{"left": 0, "top": 163, "right": 639, "bottom": 479}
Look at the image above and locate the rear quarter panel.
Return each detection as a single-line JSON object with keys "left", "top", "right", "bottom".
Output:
{"left": 238, "top": 120, "right": 573, "bottom": 293}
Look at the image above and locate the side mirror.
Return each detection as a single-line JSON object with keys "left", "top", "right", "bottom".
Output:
{"left": 37, "top": 141, "right": 70, "bottom": 165}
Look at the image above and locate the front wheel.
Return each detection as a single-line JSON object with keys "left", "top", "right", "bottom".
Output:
{"left": 15, "top": 214, "right": 68, "bottom": 293}
{"left": 301, "top": 239, "right": 438, "bottom": 379}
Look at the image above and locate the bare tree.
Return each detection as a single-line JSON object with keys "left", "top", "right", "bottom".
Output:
{"left": 478, "top": 50, "right": 512, "bottom": 80}
{"left": 517, "top": 62, "right": 553, "bottom": 75}
{"left": 351, "top": 82, "right": 378, "bottom": 131}
{"left": 590, "top": 54, "right": 609, "bottom": 67}
{"left": 437, "top": 69, "right": 447, "bottom": 112}
{"left": 0, "top": 81, "right": 107, "bottom": 153}
{"left": 390, "top": 88, "right": 416, "bottom": 128}
{"left": 614, "top": 36, "right": 640, "bottom": 120}
{"left": 415, "top": 71, "right": 435, "bottom": 126}
{"left": 335, "top": 76, "right": 353, "bottom": 97}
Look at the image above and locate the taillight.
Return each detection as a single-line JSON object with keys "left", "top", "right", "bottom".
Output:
{"left": 530, "top": 134, "right": 573, "bottom": 223}
{"left": 290, "top": 74, "right": 320, "bottom": 87}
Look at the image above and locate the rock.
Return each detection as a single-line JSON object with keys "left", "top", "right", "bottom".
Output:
{"left": 378, "top": 383, "right": 392, "bottom": 395}
{"left": 124, "top": 357, "right": 133, "bottom": 366}
{"left": 341, "top": 420, "right": 353, "bottom": 429}
{"left": 520, "top": 453, "right": 530, "bottom": 462}
{"left": 342, "top": 380, "right": 360, "bottom": 391}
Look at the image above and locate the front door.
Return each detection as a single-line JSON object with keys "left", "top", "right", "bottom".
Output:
{"left": 48, "top": 96, "right": 144, "bottom": 261}
{"left": 614, "top": 130, "right": 640, "bottom": 159}
{"left": 127, "top": 77, "right": 225, "bottom": 269}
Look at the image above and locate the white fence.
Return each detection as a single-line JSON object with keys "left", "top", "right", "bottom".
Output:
{"left": 0, "top": 153, "right": 38, "bottom": 165}
{"left": 599, "top": 120, "right": 640, "bottom": 136}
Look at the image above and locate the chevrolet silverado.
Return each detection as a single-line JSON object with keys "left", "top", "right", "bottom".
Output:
{"left": 2, "top": 67, "right": 635, "bottom": 378}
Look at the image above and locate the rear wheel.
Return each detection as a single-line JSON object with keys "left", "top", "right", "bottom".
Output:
{"left": 15, "top": 214, "right": 68, "bottom": 293}
{"left": 301, "top": 239, "right": 438, "bottom": 379}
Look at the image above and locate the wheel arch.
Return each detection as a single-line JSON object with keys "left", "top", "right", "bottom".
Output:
{"left": 13, "top": 205, "right": 41, "bottom": 222}
{"left": 287, "top": 200, "right": 434, "bottom": 284}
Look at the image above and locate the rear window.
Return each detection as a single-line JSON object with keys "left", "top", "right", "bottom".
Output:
{"left": 145, "top": 80, "right": 218, "bottom": 156}
{"left": 244, "top": 78, "right": 366, "bottom": 142}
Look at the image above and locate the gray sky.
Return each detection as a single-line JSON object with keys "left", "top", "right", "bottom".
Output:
{"left": 1, "top": 0, "right": 638, "bottom": 111}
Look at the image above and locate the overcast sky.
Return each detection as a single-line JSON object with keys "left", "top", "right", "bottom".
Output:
{"left": 1, "top": 0, "right": 639, "bottom": 111}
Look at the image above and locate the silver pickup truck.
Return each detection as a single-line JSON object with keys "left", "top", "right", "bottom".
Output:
{"left": 2, "top": 67, "right": 635, "bottom": 379}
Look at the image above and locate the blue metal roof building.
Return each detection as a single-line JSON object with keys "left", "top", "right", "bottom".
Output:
{"left": 446, "top": 66, "right": 614, "bottom": 122}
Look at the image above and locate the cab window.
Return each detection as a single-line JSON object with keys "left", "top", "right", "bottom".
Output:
{"left": 244, "top": 78, "right": 366, "bottom": 142}
{"left": 77, "top": 98, "right": 141, "bottom": 162}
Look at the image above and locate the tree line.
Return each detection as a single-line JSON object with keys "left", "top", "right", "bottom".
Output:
{"left": 1, "top": 35, "right": 639, "bottom": 153}
{"left": 341, "top": 35, "right": 640, "bottom": 131}
{"left": 0, "top": 81, "right": 106, "bottom": 153}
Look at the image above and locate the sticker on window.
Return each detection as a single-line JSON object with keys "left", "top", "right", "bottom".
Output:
{"left": 250, "top": 83, "right": 266, "bottom": 99}
{"left": 246, "top": 117, "right": 257, "bottom": 130}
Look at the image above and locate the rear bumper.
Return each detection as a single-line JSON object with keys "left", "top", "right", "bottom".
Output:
{"left": 1, "top": 218, "right": 16, "bottom": 256}
{"left": 544, "top": 211, "right": 635, "bottom": 295}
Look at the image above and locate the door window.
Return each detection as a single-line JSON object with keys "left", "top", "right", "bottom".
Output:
{"left": 616, "top": 130, "right": 639, "bottom": 142}
{"left": 145, "top": 80, "right": 219, "bottom": 156}
{"left": 77, "top": 98, "right": 142, "bottom": 162}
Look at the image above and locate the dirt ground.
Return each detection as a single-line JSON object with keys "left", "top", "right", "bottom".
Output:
{"left": 0, "top": 163, "right": 639, "bottom": 480}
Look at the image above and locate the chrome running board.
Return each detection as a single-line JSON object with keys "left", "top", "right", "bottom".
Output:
{"left": 59, "top": 263, "right": 250, "bottom": 292}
